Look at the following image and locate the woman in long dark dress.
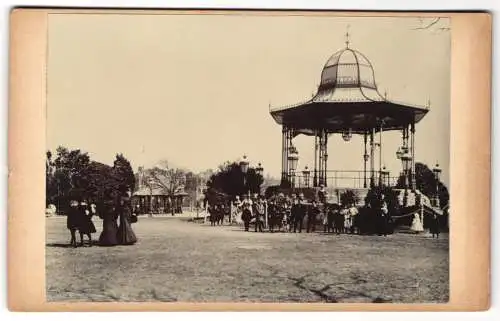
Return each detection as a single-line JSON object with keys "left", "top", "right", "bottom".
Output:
{"left": 116, "top": 197, "right": 138, "bottom": 245}
{"left": 98, "top": 202, "right": 119, "bottom": 246}
{"left": 78, "top": 202, "right": 97, "bottom": 246}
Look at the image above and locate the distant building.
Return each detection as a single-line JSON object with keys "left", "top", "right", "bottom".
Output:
{"left": 132, "top": 166, "right": 188, "bottom": 214}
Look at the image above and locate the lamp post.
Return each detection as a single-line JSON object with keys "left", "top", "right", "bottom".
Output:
{"left": 288, "top": 146, "right": 299, "bottom": 188}
{"left": 239, "top": 155, "right": 249, "bottom": 196}
{"left": 432, "top": 163, "right": 442, "bottom": 208}
{"left": 255, "top": 162, "right": 264, "bottom": 177}
{"left": 396, "top": 146, "right": 411, "bottom": 206}
{"left": 363, "top": 153, "right": 369, "bottom": 188}
{"left": 374, "top": 142, "right": 381, "bottom": 186}
{"left": 255, "top": 162, "right": 264, "bottom": 196}
{"left": 302, "top": 165, "right": 311, "bottom": 188}
{"left": 381, "top": 166, "right": 390, "bottom": 186}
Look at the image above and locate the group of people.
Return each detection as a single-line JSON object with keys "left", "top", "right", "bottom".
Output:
{"left": 206, "top": 191, "right": 395, "bottom": 236}
{"left": 66, "top": 195, "right": 138, "bottom": 248}
{"left": 265, "top": 193, "right": 384, "bottom": 235}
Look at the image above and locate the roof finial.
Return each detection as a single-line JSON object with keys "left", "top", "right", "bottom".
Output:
{"left": 427, "top": 98, "right": 431, "bottom": 108}
{"left": 384, "top": 90, "right": 388, "bottom": 100}
{"left": 345, "top": 24, "right": 350, "bottom": 48}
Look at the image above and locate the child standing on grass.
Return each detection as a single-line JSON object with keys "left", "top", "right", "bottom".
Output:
{"left": 410, "top": 213, "right": 424, "bottom": 234}
{"left": 429, "top": 213, "right": 440, "bottom": 238}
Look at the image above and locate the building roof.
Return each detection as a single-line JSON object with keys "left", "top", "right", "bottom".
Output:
{"left": 269, "top": 44, "right": 430, "bottom": 135}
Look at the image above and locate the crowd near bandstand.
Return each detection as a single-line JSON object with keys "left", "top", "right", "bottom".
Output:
{"left": 203, "top": 189, "right": 442, "bottom": 238}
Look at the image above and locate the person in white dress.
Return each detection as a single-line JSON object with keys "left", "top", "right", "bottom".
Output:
{"left": 348, "top": 205, "right": 359, "bottom": 234}
{"left": 232, "top": 196, "right": 242, "bottom": 224}
{"left": 410, "top": 213, "right": 424, "bottom": 234}
{"left": 341, "top": 207, "right": 350, "bottom": 233}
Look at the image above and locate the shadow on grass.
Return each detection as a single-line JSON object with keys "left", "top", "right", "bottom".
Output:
{"left": 46, "top": 240, "right": 131, "bottom": 248}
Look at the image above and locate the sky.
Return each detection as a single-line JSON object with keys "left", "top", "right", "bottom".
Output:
{"left": 47, "top": 13, "right": 450, "bottom": 187}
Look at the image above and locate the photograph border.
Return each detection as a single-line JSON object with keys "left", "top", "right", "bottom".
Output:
{"left": 7, "top": 8, "right": 491, "bottom": 312}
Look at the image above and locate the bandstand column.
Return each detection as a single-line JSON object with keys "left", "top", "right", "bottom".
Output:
{"left": 286, "top": 128, "right": 294, "bottom": 183}
{"left": 401, "top": 126, "right": 408, "bottom": 189}
{"left": 379, "top": 121, "right": 383, "bottom": 186}
{"left": 410, "top": 120, "right": 416, "bottom": 190}
{"left": 318, "top": 129, "right": 328, "bottom": 187}
{"left": 363, "top": 132, "right": 368, "bottom": 188}
{"left": 318, "top": 131, "right": 323, "bottom": 186}
{"left": 281, "top": 126, "right": 288, "bottom": 185}
{"left": 370, "top": 127, "right": 375, "bottom": 187}
{"left": 313, "top": 131, "right": 319, "bottom": 187}
{"left": 324, "top": 131, "right": 329, "bottom": 187}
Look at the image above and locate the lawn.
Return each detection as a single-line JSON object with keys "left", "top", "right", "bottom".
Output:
{"left": 46, "top": 215, "right": 449, "bottom": 303}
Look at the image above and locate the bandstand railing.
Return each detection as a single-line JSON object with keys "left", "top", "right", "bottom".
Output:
{"left": 290, "top": 170, "right": 400, "bottom": 189}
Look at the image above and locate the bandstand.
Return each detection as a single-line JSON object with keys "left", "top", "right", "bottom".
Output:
{"left": 269, "top": 34, "right": 431, "bottom": 205}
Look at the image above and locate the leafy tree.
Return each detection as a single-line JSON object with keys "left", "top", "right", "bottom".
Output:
{"left": 206, "top": 161, "right": 264, "bottom": 199}
{"left": 112, "top": 154, "right": 135, "bottom": 196}
{"left": 82, "top": 161, "right": 115, "bottom": 204}
{"left": 49, "top": 146, "right": 91, "bottom": 213}
{"left": 184, "top": 171, "right": 205, "bottom": 207}
{"left": 396, "top": 162, "right": 449, "bottom": 209}
{"left": 364, "top": 185, "right": 400, "bottom": 215}
{"left": 340, "top": 189, "right": 359, "bottom": 207}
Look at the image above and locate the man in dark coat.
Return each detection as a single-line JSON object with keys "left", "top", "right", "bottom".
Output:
{"left": 241, "top": 200, "right": 252, "bottom": 232}
{"left": 67, "top": 199, "right": 84, "bottom": 248}
{"left": 292, "top": 198, "right": 305, "bottom": 233}
{"left": 430, "top": 213, "right": 440, "bottom": 238}
{"left": 253, "top": 199, "right": 265, "bottom": 233}
{"left": 307, "top": 200, "right": 320, "bottom": 233}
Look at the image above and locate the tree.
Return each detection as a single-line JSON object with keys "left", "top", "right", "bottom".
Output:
{"left": 184, "top": 171, "right": 204, "bottom": 207}
{"left": 82, "top": 161, "right": 115, "bottom": 204}
{"left": 206, "top": 161, "right": 264, "bottom": 199}
{"left": 364, "top": 185, "right": 400, "bottom": 215}
{"left": 142, "top": 160, "right": 187, "bottom": 196}
{"left": 396, "top": 162, "right": 449, "bottom": 209}
{"left": 340, "top": 189, "right": 359, "bottom": 207}
{"left": 49, "top": 146, "right": 91, "bottom": 213}
{"left": 112, "top": 154, "right": 135, "bottom": 196}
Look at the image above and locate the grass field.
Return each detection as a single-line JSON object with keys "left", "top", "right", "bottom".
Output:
{"left": 46, "top": 215, "right": 449, "bottom": 303}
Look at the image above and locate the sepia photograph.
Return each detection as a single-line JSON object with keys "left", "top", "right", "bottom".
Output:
{"left": 43, "top": 12, "right": 452, "bottom": 304}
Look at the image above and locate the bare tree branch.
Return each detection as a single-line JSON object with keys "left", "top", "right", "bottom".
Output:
{"left": 143, "top": 166, "right": 186, "bottom": 196}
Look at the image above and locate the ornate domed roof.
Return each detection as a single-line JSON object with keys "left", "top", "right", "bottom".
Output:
{"left": 319, "top": 47, "right": 377, "bottom": 91}
{"left": 269, "top": 33, "right": 430, "bottom": 135}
